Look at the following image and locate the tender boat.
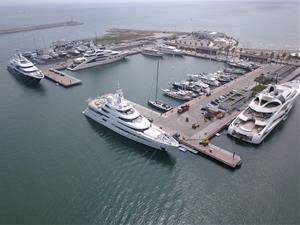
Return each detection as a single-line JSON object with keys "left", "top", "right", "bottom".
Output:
{"left": 187, "top": 73, "right": 221, "bottom": 86}
{"left": 148, "top": 100, "right": 173, "bottom": 112}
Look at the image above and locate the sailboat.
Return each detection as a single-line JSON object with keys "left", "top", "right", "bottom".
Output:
{"left": 148, "top": 60, "right": 173, "bottom": 112}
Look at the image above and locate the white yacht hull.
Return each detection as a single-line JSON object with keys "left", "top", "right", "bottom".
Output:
{"left": 228, "top": 85, "right": 300, "bottom": 144}
{"left": 83, "top": 108, "right": 175, "bottom": 151}
{"left": 68, "top": 54, "right": 127, "bottom": 71}
{"left": 7, "top": 64, "right": 43, "bottom": 83}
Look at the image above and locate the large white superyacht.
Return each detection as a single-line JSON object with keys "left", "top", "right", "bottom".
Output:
{"left": 7, "top": 51, "right": 44, "bottom": 82}
{"left": 68, "top": 43, "right": 128, "bottom": 71}
{"left": 83, "top": 88, "right": 179, "bottom": 151}
{"left": 228, "top": 80, "right": 300, "bottom": 144}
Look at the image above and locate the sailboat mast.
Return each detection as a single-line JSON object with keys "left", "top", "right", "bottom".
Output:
{"left": 155, "top": 59, "right": 160, "bottom": 101}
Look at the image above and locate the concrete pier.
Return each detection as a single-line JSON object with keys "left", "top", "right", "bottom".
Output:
{"left": 0, "top": 21, "right": 83, "bottom": 35}
{"left": 38, "top": 63, "right": 82, "bottom": 87}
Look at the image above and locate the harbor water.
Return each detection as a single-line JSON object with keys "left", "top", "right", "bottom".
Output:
{"left": 0, "top": 1, "right": 299, "bottom": 224}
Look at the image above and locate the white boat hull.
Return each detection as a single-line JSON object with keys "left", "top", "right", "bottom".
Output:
{"left": 68, "top": 54, "right": 127, "bottom": 71}
{"left": 228, "top": 82, "right": 300, "bottom": 144}
{"left": 83, "top": 108, "right": 176, "bottom": 151}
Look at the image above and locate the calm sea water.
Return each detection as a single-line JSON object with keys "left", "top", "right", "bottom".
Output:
{"left": 0, "top": 2, "right": 299, "bottom": 224}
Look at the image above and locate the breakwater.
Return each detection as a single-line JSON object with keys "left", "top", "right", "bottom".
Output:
{"left": 0, "top": 20, "right": 83, "bottom": 35}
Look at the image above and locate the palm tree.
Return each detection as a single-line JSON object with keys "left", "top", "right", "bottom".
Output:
{"left": 255, "top": 74, "right": 265, "bottom": 85}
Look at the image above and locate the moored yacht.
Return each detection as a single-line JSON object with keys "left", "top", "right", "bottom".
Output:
{"left": 161, "top": 88, "right": 196, "bottom": 101}
{"left": 187, "top": 73, "right": 221, "bottom": 86}
{"left": 228, "top": 80, "right": 300, "bottom": 144}
{"left": 7, "top": 51, "right": 44, "bottom": 82}
{"left": 83, "top": 88, "right": 179, "bottom": 151}
{"left": 141, "top": 48, "right": 163, "bottom": 57}
{"left": 159, "top": 45, "right": 184, "bottom": 56}
{"left": 68, "top": 49, "right": 128, "bottom": 71}
{"left": 68, "top": 42, "right": 128, "bottom": 71}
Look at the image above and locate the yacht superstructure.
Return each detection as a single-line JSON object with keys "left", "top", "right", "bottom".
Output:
{"left": 228, "top": 80, "right": 300, "bottom": 144}
{"left": 159, "top": 45, "right": 183, "bottom": 56}
{"left": 83, "top": 89, "right": 179, "bottom": 150}
{"left": 7, "top": 51, "right": 44, "bottom": 82}
{"left": 187, "top": 73, "right": 221, "bottom": 86}
{"left": 141, "top": 48, "right": 163, "bottom": 57}
{"left": 68, "top": 42, "right": 128, "bottom": 71}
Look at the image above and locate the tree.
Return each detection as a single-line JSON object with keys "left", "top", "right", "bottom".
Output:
{"left": 255, "top": 74, "right": 265, "bottom": 85}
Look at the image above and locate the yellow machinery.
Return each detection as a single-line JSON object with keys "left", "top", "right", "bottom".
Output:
{"left": 199, "top": 135, "right": 209, "bottom": 146}
{"left": 216, "top": 112, "right": 225, "bottom": 119}
{"left": 192, "top": 122, "right": 200, "bottom": 129}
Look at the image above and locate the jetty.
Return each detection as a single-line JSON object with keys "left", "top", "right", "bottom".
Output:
{"left": 0, "top": 20, "right": 83, "bottom": 35}
{"left": 128, "top": 64, "right": 290, "bottom": 168}
{"left": 38, "top": 63, "right": 82, "bottom": 87}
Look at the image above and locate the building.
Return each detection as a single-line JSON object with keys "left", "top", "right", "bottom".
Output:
{"left": 176, "top": 36, "right": 210, "bottom": 48}
{"left": 195, "top": 47, "right": 219, "bottom": 55}
{"left": 192, "top": 31, "right": 228, "bottom": 41}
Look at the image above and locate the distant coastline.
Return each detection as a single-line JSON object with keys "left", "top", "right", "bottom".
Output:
{"left": 0, "top": 20, "right": 83, "bottom": 35}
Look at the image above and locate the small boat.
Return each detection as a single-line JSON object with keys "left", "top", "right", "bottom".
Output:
{"left": 187, "top": 73, "right": 221, "bottom": 87}
{"left": 217, "top": 74, "right": 233, "bottom": 83}
{"left": 161, "top": 89, "right": 195, "bottom": 101}
{"left": 148, "top": 100, "right": 173, "bottom": 112}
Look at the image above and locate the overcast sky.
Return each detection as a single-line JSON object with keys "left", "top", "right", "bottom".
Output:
{"left": 0, "top": 0, "right": 291, "bottom": 4}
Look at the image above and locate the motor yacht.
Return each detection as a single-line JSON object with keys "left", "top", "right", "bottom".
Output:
{"left": 228, "top": 81, "right": 300, "bottom": 144}
{"left": 141, "top": 48, "right": 163, "bottom": 57}
{"left": 83, "top": 88, "right": 179, "bottom": 151}
{"left": 7, "top": 51, "right": 44, "bottom": 82}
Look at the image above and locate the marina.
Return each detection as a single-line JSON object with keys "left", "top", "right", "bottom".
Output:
{"left": 12, "top": 30, "right": 299, "bottom": 168}
{"left": 121, "top": 63, "right": 297, "bottom": 168}
{"left": 1, "top": 1, "right": 300, "bottom": 223}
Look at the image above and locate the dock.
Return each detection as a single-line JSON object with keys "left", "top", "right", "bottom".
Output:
{"left": 38, "top": 63, "right": 82, "bottom": 87}
{"left": 129, "top": 64, "right": 287, "bottom": 168}
{"left": 279, "top": 67, "right": 300, "bottom": 83}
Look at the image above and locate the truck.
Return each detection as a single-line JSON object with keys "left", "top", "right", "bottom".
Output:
{"left": 177, "top": 104, "right": 190, "bottom": 114}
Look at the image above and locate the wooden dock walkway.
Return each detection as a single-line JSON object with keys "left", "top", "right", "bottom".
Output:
{"left": 38, "top": 64, "right": 82, "bottom": 87}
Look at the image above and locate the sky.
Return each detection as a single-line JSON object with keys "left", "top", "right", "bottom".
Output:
{"left": 0, "top": 0, "right": 293, "bottom": 4}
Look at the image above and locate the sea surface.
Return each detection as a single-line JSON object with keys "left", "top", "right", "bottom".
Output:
{"left": 0, "top": 1, "right": 299, "bottom": 224}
